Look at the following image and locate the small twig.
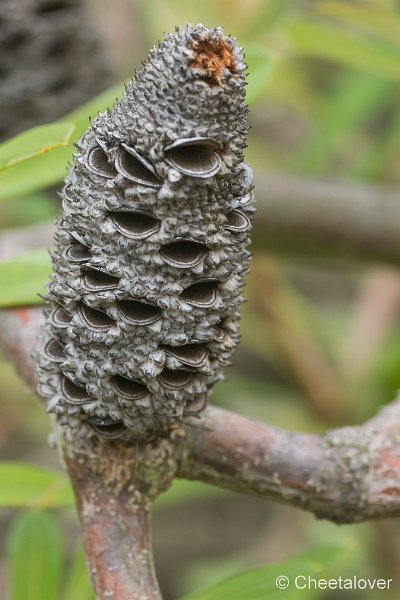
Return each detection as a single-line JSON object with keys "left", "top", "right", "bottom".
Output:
{"left": 254, "top": 174, "right": 400, "bottom": 264}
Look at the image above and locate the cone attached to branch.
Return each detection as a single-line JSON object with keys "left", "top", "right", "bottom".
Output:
{"left": 36, "top": 24, "right": 255, "bottom": 440}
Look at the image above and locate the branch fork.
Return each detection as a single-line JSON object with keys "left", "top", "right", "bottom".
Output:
{"left": 2, "top": 297, "right": 400, "bottom": 596}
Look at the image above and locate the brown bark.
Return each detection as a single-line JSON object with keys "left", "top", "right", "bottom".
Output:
{"left": 62, "top": 429, "right": 182, "bottom": 600}
{"left": 180, "top": 402, "right": 400, "bottom": 523}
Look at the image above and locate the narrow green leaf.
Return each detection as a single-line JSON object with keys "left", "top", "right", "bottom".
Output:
{"left": 180, "top": 544, "right": 352, "bottom": 600}
{"left": 0, "top": 123, "right": 75, "bottom": 173}
{"left": 289, "top": 19, "right": 400, "bottom": 80}
{"left": 0, "top": 248, "right": 52, "bottom": 308}
{"left": 246, "top": 45, "right": 274, "bottom": 105}
{"left": 0, "top": 462, "right": 74, "bottom": 508}
{"left": 7, "top": 511, "right": 64, "bottom": 600}
{"left": 0, "top": 82, "right": 124, "bottom": 201}
{"left": 62, "top": 546, "right": 94, "bottom": 600}
{"left": 0, "top": 146, "right": 71, "bottom": 201}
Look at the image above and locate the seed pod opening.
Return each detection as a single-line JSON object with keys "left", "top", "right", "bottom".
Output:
{"left": 64, "top": 242, "right": 91, "bottom": 264}
{"left": 164, "top": 137, "right": 221, "bottom": 178}
{"left": 111, "top": 375, "right": 148, "bottom": 400}
{"left": 180, "top": 280, "right": 218, "bottom": 308}
{"left": 60, "top": 375, "right": 93, "bottom": 405}
{"left": 184, "top": 393, "right": 208, "bottom": 415}
{"left": 50, "top": 306, "right": 71, "bottom": 328}
{"left": 224, "top": 210, "right": 251, "bottom": 232}
{"left": 86, "top": 415, "right": 126, "bottom": 439}
{"left": 44, "top": 338, "right": 65, "bottom": 362}
{"left": 162, "top": 344, "right": 209, "bottom": 368}
{"left": 115, "top": 144, "right": 162, "bottom": 188}
{"left": 77, "top": 303, "right": 116, "bottom": 331}
{"left": 109, "top": 211, "right": 160, "bottom": 240}
{"left": 157, "top": 369, "right": 193, "bottom": 390}
{"left": 81, "top": 269, "right": 120, "bottom": 292}
{"left": 160, "top": 240, "right": 208, "bottom": 269}
{"left": 117, "top": 300, "right": 162, "bottom": 326}
{"left": 87, "top": 147, "right": 117, "bottom": 178}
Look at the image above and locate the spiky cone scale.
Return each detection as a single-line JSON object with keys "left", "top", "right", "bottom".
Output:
{"left": 36, "top": 24, "right": 255, "bottom": 441}
{"left": 0, "top": 0, "right": 111, "bottom": 140}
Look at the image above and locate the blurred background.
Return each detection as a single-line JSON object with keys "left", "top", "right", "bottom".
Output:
{"left": 1, "top": 0, "right": 400, "bottom": 598}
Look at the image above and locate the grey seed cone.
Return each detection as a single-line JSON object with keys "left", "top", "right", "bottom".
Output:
{"left": 0, "top": 0, "right": 111, "bottom": 141}
{"left": 36, "top": 23, "right": 255, "bottom": 441}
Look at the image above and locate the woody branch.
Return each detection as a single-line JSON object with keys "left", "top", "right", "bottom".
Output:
{"left": 1, "top": 305, "right": 400, "bottom": 525}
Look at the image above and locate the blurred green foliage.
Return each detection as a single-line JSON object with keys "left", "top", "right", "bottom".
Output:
{"left": 7, "top": 511, "right": 93, "bottom": 600}
{"left": 2, "top": 0, "right": 400, "bottom": 598}
{"left": 180, "top": 544, "right": 352, "bottom": 600}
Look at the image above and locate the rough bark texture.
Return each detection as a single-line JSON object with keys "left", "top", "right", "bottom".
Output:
{"left": 180, "top": 404, "right": 400, "bottom": 523}
{"left": 62, "top": 428, "right": 183, "bottom": 600}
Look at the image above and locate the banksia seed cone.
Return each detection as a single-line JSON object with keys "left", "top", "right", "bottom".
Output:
{"left": 36, "top": 24, "right": 255, "bottom": 440}
{"left": 0, "top": 0, "right": 111, "bottom": 141}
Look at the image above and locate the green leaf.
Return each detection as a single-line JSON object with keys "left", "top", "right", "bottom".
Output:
{"left": 7, "top": 510, "right": 64, "bottom": 600}
{"left": 180, "top": 544, "right": 352, "bottom": 600}
{"left": 245, "top": 45, "right": 274, "bottom": 105}
{"left": 62, "top": 546, "right": 94, "bottom": 600}
{"left": 0, "top": 462, "right": 74, "bottom": 508}
{"left": 0, "top": 82, "right": 124, "bottom": 201}
{"left": 0, "top": 123, "right": 74, "bottom": 173}
{"left": 0, "top": 248, "right": 52, "bottom": 308}
{"left": 289, "top": 19, "right": 400, "bottom": 80}
{"left": 0, "top": 146, "right": 71, "bottom": 201}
